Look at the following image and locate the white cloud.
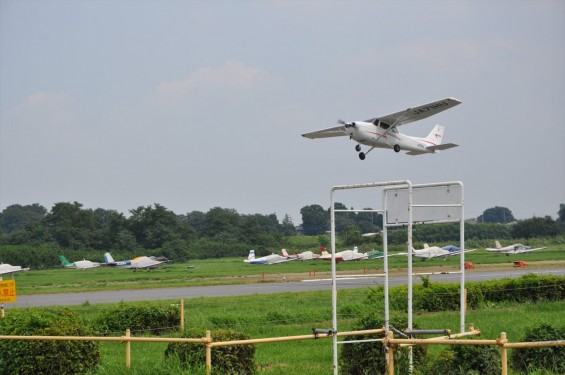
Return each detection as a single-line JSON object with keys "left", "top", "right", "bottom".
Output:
{"left": 7, "top": 92, "right": 74, "bottom": 127}
{"left": 156, "top": 60, "right": 283, "bottom": 98}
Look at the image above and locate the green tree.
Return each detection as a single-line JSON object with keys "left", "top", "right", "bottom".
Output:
{"left": 0, "top": 204, "right": 47, "bottom": 234}
{"left": 341, "top": 225, "right": 362, "bottom": 247}
{"left": 281, "top": 214, "right": 296, "bottom": 236}
{"left": 128, "top": 204, "right": 195, "bottom": 249}
{"left": 43, "top": 202, "right": 97, "bottom": 248}
{"left": 300, "top": 204, "right": 328, "bottom": 235}
{"left": 477, "top": 206, "right": 515, "bottom": 223}
{"left": 201, "top": 207, "right": 241, "bottom": 241}
{"left": 511, "top": 216, "right": 560, "bottom": 239}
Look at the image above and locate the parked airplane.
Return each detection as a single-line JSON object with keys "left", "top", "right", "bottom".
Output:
{"left": 103, "top": 252, "right": 163, "bottom": 270}
{"left": 411, "top": 244, "right": 475, "bottom": 260}
{"left": 0, "top": 263, "right": 30, "bottom": 276}
{"left": 59, "top": 255, "right": 100, "bottom": 269}
{"left": 243, "top": 250, "right": 293, "bottom": 265}
{"left": 485, "top": 241, "right": 546, "bottom": 255}
{"left": 363, "top": 249, "right": 408, "bottom": 260}
{"left": 281, "top": 249, "right": 319, "bottom": 261}
{"left": 319, "top": 246, "right": 366, "bottom": 262}
{"left": 302, "top": 97, "right": 461, "bottom": 159}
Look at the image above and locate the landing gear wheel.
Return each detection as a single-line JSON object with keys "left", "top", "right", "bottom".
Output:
{"left": 359, "top": 152, "right": 366, "bottom": 160}
{"left": 393, "top": 144, "right": 401, "bottom": 153}
{"left": 355, "top": 144, "right": 361, "bottom": 152}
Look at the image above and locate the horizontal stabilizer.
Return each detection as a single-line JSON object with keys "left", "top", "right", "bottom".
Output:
{"left": 429, "top": 143, "right": 459, "bottom": 151}
{"left": 405, "top": 143, "right": 459, "bottom": 156}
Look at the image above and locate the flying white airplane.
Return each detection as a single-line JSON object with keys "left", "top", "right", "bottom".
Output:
{"left": 281, "top": 249, "right": 319, "bottom": 261}
{"left": 103, "top": 252, "right": 164, "bottom": 270}
{"left": 243, "top": 250, "right": 293, "bottom": 264}
{"left": 0, "top": 263, "right": 30, "bottom": 276}
{"left": 302, "top": 97, "right": 462, "bottom": 159}
{"left": 485, "top": 241, "right": 547, "bottom": 255}
{"left": 411, "top": 244, "right": 475, "bottom": 260}
{"left": 59, "top": 255, "right": 100, "bottom": 269}
{"left": 319, "top": 246, "right": 366, "bottom": 262}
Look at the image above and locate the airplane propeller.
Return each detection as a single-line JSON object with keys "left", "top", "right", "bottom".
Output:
{"left": 339, "top": 119, "right": 355, "bottom": 128}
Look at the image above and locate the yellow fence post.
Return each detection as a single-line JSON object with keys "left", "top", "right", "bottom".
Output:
{"left": 1, "top": 304, "right": 4, "bottom": 319}
{"left": 464, "top": 288, "right": 468, "bottom": 313}
{"left": 125, "top": 329, "right": 131, "bottom": 369}
{"left": 180, "top": 299, "right": 185, "bottom": 331}
{"left": 499, "top": 332, "right": 508, "bottom": 375}
{"left": 205, "top": 330, "right": 212, "bottom": 375}
{"left": 387, "top": 330, "right": 395, "bottom": 375}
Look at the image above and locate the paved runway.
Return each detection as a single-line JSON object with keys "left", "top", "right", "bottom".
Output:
{"left": 9, "top": 267, "right": 565, "bottom": 308}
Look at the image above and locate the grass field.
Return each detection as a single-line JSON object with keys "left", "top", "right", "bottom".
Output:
{"left": 6, "top": 244, "right": 565, "bottom": 295}
{"left": 3, "top": 244, "right": 565, "bottom": 374}
{"left": 55, "top": 290, "right": 565, "bottom": 374}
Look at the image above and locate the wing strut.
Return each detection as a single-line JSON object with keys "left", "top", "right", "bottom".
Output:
{"left": 373, "top": 108, "right": 411, "bottom": 144}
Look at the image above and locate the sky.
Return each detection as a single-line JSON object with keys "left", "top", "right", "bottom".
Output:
{"left": 1, "top": 0, "right": 564, "bottom": 226}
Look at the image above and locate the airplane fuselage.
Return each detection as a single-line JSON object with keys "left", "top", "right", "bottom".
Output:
{"left": 345, "top": 122, "right": 436, "bottom": 154}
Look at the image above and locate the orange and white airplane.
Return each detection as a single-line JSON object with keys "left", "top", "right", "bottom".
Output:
{"left": 103, "top": 252, "right": 163, "bottom": 270}
{"left": 302, "top": 97, "right": 461, "bottom": 159}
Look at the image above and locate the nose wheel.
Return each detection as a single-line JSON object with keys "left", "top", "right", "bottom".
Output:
{"left": 355, "top": 144, "right": 361, "bottom": 152}
{"left": 393, "top": 144, "right": 401, "bottom": 152}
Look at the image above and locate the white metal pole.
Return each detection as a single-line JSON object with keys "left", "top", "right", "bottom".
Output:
{"left": 407, "top": 182, "right": 414, "bottom": 373}
{"left": 382, "top": 190, "right": 389, "bottom": 333}
{"left": 330, "top": 189, "right": 338, "bottom": 375}
{"left": 459, "top": 182, "right": 465, "bottom": 333}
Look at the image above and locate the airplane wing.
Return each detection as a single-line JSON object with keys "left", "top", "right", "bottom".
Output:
{"left": 365, "top": 97, "right": 462, "bottom": 128}
{"left": 302, "top": 125, "right": 347, "bottom": 139}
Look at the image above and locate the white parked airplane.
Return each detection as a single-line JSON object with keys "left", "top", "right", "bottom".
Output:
{"left": 243, "top": 250, "right": 293, "bottom": 265}
{"left": 411, "top": 244, "right": 475, "bottom": 260}
{"left": 319, "top": 246, "right": 366, "bottom": 262}
{"left": 0, "top": 263, "right": 30, "bottom": 276}
{"left": 59, "top": 255, "right": 100, "bottom": 269}
{"left": 281, "top": 249, "right": 319, "bottom": 261}
{"left": 485, "top": 241, "right": 546, "bottom": 255}
{"left": 103, "top": 252, "right": 163, "bottom": 270}
{"left": 302, "top": 97, "right": 461, "bottom": 159}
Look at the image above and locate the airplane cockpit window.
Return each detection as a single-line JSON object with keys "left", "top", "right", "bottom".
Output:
{"left": 380, "top": 122, "right": 390, "bottom": 129}
{"left": 390, "top": 127, "right": 399, "bottom": 133}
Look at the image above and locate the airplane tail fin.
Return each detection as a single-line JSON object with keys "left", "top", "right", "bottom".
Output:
{"left": 425, "top": 124, "right": 445, "bottom": 145}
{"left": 353, "top": 246, "right": 358, "bottom": 253}
{"left": 247, "top": 250, "right": 256, "bottom": 261}
{"left": 59, "top": 255, "right": 71, "bottom": 266}
{"left": 320, "top": 246, "right": 329, "bottom": 255}
{"left": 281, "top": 249, "right": 289, "bottom": 257}
{"left": 104, "top": 252, "right": 115, "bottom": 264}
{"left": 495, "top": 241, "right": 502, "bottom": 249}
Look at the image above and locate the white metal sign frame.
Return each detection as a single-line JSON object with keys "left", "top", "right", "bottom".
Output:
{"left": 329, "top": 180, "right": 465, "bottom": 374}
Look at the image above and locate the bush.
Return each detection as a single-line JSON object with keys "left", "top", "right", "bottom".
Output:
{"left": 340, "top": 312, "right": 427, "bottom": 375}
{"left": 0, "top": 308, "right": 100, "bottom": 375}
{"left": 165, "top": 328, "right": 256, "bottom": 374}
{"left": 511, "top": 323, "right": 565, "bottom": 373}
{"left": 424, "top": 343, "right": 501, "bottom": 375}
{"left": 95, "top": 303, "right": 179, "bottom": 335}
{"left": 366, "top": 274, "right": 565, "bottom": 313}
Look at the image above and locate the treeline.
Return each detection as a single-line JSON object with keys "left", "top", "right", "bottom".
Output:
{"left": 0, "top": 202, "right": 564, "bottom": 268}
